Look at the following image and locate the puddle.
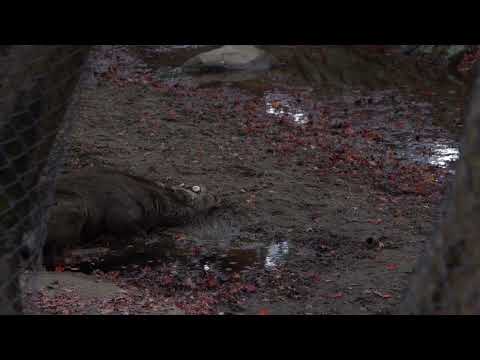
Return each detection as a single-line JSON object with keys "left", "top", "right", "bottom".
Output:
{"left": 264, "top": 240, "right": 290, "bottom": 269}
{"left": 64, "top": 238, "right": 291, "bottom": 275}
{"left": 265, "top": 91, "right": 309, "bottom": 125}
{"left": 327, "top": 90, "right": 461, "bottom": 173}
{"left": 396, "top": 140, "right": 460, "bottom": 171}
{"left": 207, "top": 248, "right": 262, "bottom": 273}
{"left": 427, "top": 143, "right": 460, "bottom": 167}
{"left": 211, "top": 240, "right": 290, "bottom": 272}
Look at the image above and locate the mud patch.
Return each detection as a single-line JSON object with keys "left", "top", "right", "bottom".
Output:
{"left": 21, "top": 271, "right": 184, "bottom": 315}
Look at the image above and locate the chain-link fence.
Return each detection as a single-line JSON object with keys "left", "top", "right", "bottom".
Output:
{"left": 0, "top": 46, "right": 91, "bottom": 314}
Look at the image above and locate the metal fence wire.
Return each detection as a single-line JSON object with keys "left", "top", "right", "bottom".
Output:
{"left": 0, "top": 46, "right": 91, "bottom": 314}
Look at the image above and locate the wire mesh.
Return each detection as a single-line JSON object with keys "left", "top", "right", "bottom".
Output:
{"left": 0, "top": 46, "right": 91, "bottom": 314}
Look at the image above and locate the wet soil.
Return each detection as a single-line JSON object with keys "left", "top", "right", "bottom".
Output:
{"left": 27, "top": 45, "right": 468, "bottom": 315}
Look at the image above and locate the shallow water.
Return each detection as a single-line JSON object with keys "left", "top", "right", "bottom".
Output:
{"left": 403, "top": 141, "right": 459, "bottom": 170}
{"left": 265, "top": 91, "right": 309, "bottom": 125}
{"left": 264, "top": 240, "right": 290, "bottom": 269}
{"left": 70, "top": 240, "right": 290, "bottom": 275}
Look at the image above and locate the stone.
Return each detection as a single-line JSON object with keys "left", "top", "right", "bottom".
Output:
{"left": 182, "top": 45, "right": 276, "bottom": 74}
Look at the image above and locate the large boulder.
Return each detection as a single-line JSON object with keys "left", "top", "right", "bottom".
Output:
{"left": 182, "top": 45, "right": 276, "bottom": 74}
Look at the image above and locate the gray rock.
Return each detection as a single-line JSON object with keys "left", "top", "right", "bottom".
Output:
{"left": 182, "top": 45, "right": 276, "bottom": 74}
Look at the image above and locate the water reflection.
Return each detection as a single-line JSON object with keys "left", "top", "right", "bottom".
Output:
{"left": 264, "top": 240, "right": 290, "bottom": 269}
{"left": 400, "top": 140, "right": 460, "bottom": 171}
{"left": 265, "top": 92, "right": 309, "bottom": 125}
{"left": 211, "top": 241, "right": 290, "bottom": 272}
{"left": 428, "top": 143, "right": 459, "bottom": 168}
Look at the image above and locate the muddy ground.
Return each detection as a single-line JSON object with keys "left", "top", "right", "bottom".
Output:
{"left": 24, "top": 45, "right": 470, "bottom": 315}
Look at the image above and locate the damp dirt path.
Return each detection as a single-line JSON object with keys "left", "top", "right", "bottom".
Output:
{"left": 30, "top": 45, "right": 469, "bottom": 315}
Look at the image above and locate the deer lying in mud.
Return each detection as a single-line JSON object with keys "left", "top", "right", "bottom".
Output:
{"left": 42, "top": 168, "right": 220, "bottom": 267}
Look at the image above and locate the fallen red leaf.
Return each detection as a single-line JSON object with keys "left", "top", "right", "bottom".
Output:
{"left": 207, "top": 275, "right": 218, "bottom": 289}
{"left": 258, "top": 308, "right": 269, "bottom": 316}
{"left": 175, "top": 233, "right": 187, "bottom": 241}
{"left": 332, "top": 292, "right": 344, "bottom": 299}
{"left": 192, "top": 247, "right": 201, "bottom": 256}
{"left": 386, "top": 264, "right": 399, "bottom": 271}
{"left": 161, "top": 275, "right": 174, "bottom": 286}
{"left": 244, "top": 284, "right": 257, "bottom": 293}
{"left": 166, "top": 110, "right": 178, "bottom": 121}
